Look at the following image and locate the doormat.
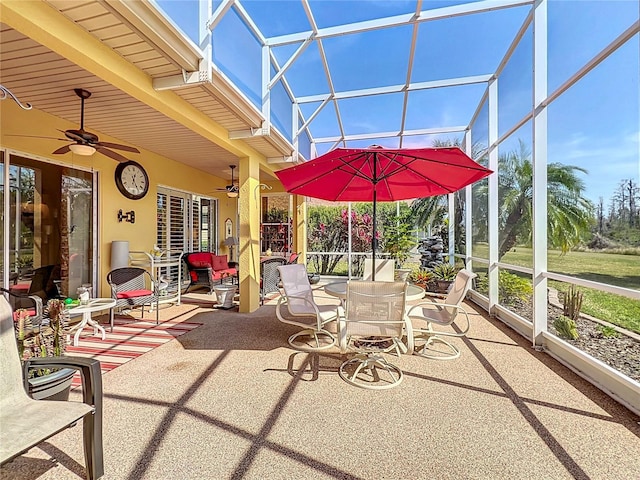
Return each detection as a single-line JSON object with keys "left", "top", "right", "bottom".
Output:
{"left": 66, "top": 311, "right": 202, "bottom": 388}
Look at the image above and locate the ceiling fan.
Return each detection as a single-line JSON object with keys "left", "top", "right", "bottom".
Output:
{"left": 215, "top": 165, "right": 239, "bottom": 197}
{"left": 17, "top": 88, "right": 140, "bottom": 162}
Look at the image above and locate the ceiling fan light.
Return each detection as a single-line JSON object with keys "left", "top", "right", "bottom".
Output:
{"left": 69, "top": 143, "right": 96, "bottom": 156}
{"left": 227, "top": 190, "right": 238, "bottom": 198}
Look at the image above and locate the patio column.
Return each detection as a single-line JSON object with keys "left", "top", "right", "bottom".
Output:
{"left": 532, "top": 0, "right": 549, "bottom": 347}
{"left": 292, "top": 195, "right": 307, "bottom": 264}
{"left": 237, "top": 157, "right": 261, "bottom": 313}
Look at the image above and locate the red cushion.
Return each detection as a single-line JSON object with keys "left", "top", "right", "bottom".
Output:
{"left": 190, "top": 271, "right": 199, "bottom": 282}
{"left": 188, "top": 253, "right": 213, "bottom": 267}
{"left": 191, "top": 260, "right": 210, "bottom": 268}
{"left": 211, "top": 255, "right": 229, "bottom": 271}
{"left": 117, "top": 289, "right": 153, "bottom": 299}
{"left": 13, "top": 309, "right": 37, "bottom": 321}
{"left": 10, "top": 283, "right": 30, "bottom": 293}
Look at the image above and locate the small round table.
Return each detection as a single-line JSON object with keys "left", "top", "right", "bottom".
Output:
{"left": 66, "top": 298, "right": 116, "bottom": 346}
{"left": 324, "top": 281, "right": 425, "bottom": 302}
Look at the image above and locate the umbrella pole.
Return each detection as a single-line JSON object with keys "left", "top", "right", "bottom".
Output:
{"left": 372, "top": 152, "right": 377, "bottom": 281}
{"left": 372, "top": 189, "right": 377, "bottom": 281}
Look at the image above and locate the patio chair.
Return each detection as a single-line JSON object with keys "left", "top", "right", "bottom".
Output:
{"left": 338, "top": 281, "right": 409, "bottom": 389}
{"left": 406, "top": 269, "right": 476, "bottom": 360}
{"left": 0, "top": 287, "right": 43, "bottom": 326}
{"left": 8, "top": 264, "right": 62, "bottom": 303}
{"left": 107, "top": 267, "right": 159, "bottom": 329}
{"left": 275, "top": 264, "right": 339, "bottom": 351}
{"left": 0, "top": 297, "right": 104, "bottom": 480}
{"left": 260, "top": 257, "right": 287, "bottom": 305}
{"left": 362, "top": 259, "right": 395, "bottom": 281}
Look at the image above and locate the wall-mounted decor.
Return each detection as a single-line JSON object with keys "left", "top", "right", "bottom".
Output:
{"left": 115, "top": 160, "right": 149, "bottom": 200}
{"left": 225, "top": 218, "right": 233, "bottom": 239}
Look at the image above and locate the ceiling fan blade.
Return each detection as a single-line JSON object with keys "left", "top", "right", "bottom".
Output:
{"left": 95, "top": 146, "right": 129, "bottom": 163}
{"left": 95, "top": 141, "right": 140, "bottom": 153}
{"left": 63, "top": 130, "right": 86, "bottom": 143}
{"left": 6, "top": 134, "right": 68, "bottom": 141}
{"left": 52, "top": 144, "right": 72, "bottom": 155}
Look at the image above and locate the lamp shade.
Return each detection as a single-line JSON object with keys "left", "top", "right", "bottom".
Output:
{"left": 224, "top": 237, "right": 238, "bottom": 247}
{"left": 110, "top": 240, "right": 130, "bottom": 270}
{"left": 69, "top": 143, "right": 96, "bottom": 156}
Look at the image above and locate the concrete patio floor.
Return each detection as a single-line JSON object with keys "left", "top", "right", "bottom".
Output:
{"left": 2, "top": 284, "right": 640, "bottom": 479}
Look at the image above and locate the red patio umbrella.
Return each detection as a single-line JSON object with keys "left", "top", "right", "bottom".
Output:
{"left": 275, "top": 145, "right": 492, "bottom": 279}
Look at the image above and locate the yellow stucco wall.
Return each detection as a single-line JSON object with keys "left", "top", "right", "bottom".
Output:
{"left": 1, "top": 100, "right": 236, "bottom": 297}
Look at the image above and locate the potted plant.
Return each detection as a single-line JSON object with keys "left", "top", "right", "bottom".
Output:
{"left": 15, "top": 299, "right": 75, "bottom": 400}
{"left": 409, "top": 268, "right": 434, "bottom": 290}
{"left": 432, "top": 263, "right": 457, "bottom": 293}
{"left": 149, "top": 245, "right": 165, "bottom": 261}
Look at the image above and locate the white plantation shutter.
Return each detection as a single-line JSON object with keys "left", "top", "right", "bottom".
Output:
{"left": 156, "top": 188, "right": 217, "bottom": 253}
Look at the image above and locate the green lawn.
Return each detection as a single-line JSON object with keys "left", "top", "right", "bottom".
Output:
{"left": 473, "top": 245, "right": 640, "bottom": 290}
{"left": 472, "top": 245, "right": 640, "bottom": 334}
{"left": 310, "top": 247, "right": 640, "bottom": 334}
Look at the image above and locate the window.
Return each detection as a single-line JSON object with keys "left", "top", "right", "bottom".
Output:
{"left": 156, "top": 187, "right": 217, "bottom": 253}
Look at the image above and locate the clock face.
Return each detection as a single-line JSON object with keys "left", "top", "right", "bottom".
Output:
{"left": 115, "top": 161, "right": 149, "bottom": 200}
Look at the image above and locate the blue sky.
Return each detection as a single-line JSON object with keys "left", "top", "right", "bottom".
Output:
{"left": 156, "top": 0, "right": 639, "bottom": 206}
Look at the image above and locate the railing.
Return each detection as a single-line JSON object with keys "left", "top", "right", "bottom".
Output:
{"left": 305, "top": 251, "right": 394, "bottom": 279}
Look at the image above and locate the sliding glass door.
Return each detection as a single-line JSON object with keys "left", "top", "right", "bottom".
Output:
{"left": 1, "top": 152, "right": 95, "bottom": 297}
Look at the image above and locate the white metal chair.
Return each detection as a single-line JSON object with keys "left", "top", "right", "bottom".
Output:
{"left": 406, "top": 269, "right": 476, "bottom": 360}
{"left": 338, "top": 281, "right": 409, "bottom": 389}
{"left": 362, "top": 258, "right": 395, "bottom": 281}
{"left": 276, "top": 264, "right": 339, "bottom": 350}
{"left": 0, "top": 297, "right": 104, "bottom": 479}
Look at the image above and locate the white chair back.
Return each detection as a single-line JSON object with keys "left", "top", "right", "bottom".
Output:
{"left": 277, "top": 264, "right": 315, "bottom": 316}
{"left": 362, "top": 259, "right": 395, "bottom": 281}
{"left": 344, "top": 280, "right": 407, "bottom": 339}
{"left": 442, "top": 269, "right": 477, "bottom": 321}
{"left": 0, "top": 297, "right": 27, "bottom": 405}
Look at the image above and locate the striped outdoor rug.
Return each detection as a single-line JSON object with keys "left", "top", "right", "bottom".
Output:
{"left": 66, "top": 311, "right": 202, "bottom": 388}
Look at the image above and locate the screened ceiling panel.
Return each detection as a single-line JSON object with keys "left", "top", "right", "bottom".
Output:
{"left": 405, "top": 83, "right": 488, "bottom": 131}
{"left": 204, "top": 1, "right": 540, "bottom": 151}
{"left": 322, "top": 25, "right": 414, "bottom": 92}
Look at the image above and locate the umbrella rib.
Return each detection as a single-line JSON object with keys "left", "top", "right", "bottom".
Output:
{"left": 374, "top": 151, "right": 485, "bottom": 195}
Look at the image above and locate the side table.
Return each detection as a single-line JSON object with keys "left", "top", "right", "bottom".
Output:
{"left": 213, "top": 284, "right": 237, "bottom": 309}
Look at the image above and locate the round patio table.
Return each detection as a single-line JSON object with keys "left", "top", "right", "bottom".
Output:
{"left": 324, "top": 281, "right": 425, "bottom": 302}
{"left": 66, "top": 298, "right": 116, "bottom": 346}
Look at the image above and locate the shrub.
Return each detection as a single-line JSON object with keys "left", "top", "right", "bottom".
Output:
{"left": 562, "top": 285, "right": 583, "bottom": 321}
{"left": 475, "top": 271, "right": 533, "bottom": 305}
{"left": 597, "top": 325, "right": 620, "bottom": 338}
{"left": 553, "top": 315, "right": 579, "bottom": 340}
{"left": 432, "top": 263, "right": 457, "bottom": 281}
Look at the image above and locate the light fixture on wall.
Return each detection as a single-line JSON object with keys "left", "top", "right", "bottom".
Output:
{"left": 117, "top": 209, "right": 135, "bottom": 223}
{"left": 69, "top": 143, "right": 96, "bottom": 156}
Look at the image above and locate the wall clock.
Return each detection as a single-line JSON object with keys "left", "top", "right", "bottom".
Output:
{"left": 115, "top": 160, "right": 149, "bottom": 200}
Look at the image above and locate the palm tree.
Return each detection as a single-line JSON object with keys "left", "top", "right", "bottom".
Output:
{"left": 410, "top": 138, "right": 485, "bottom": 253}
{"left": 478, "top": 139, "right": 594, "bottom": 258}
